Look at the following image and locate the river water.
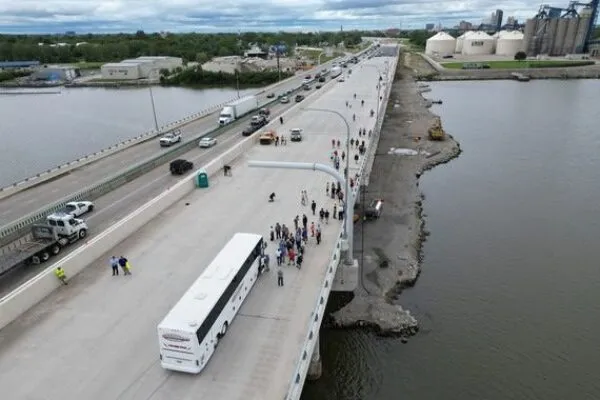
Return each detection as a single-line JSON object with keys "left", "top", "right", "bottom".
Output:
{"left": 0, "top": 86, "right": 254, "bottom": 187}
{"left": 302, "top": 79, "right": 600, "bottom": 400}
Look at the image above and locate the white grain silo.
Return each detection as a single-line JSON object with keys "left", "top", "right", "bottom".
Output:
{"left": 455, "top": 31, "right": 475, "bottom": 53}
{"left": 495, "top": 31, "right": 525, "bottom": 56}
{"left": 425, "top": 32, "right": 456, "bottom": 56}
{"left": 462, "top": 31, "right": 495, "bottom": 55}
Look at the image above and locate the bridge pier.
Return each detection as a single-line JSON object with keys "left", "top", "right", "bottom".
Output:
{"left": 332, "top": 239, "right": 359, "bottom": 292}
{"left": 307, "top": 334, "right": 322, "bottom": 380}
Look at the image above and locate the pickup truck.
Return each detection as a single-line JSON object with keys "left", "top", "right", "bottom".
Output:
{"left": 0, "top": 213, "right": 89, "bottom": 275}
{"left": 159, "top": 130, "right": 182, "bottom": 147}
{"left": 251, "top": 115, "right": 269, "bottom": 128}
{"left": 60, "top": 201, "right": 95, "bottom": 217}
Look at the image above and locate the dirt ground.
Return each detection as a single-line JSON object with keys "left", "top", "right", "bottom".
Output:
{"left": 330, "top": 53, "right": 461, "bottom": 337}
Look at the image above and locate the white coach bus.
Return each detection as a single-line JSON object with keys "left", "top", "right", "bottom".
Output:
{"left": 158, "top": 232, "right": 264, "bottom": 374}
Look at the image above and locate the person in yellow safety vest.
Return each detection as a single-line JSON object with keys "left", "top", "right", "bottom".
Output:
{"left": 54, "top": 267, "right": 68, "bottom": 285}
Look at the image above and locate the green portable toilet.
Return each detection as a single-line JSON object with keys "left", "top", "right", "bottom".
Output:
{"left": 196, "top": 169, "right": 209, "bottom": 188}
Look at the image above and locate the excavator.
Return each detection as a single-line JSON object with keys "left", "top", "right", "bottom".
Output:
{"left": 428, "top": 117, "right": 446, "bottom": 141}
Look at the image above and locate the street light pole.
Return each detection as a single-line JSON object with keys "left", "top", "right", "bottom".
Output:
{"left": 304, "top": 107, "right": 353, "bottom": 265}
{"left": 148, "top": 86, "right": 159, "bottom": 132}
{"left": 235, "top": 69, "right": 240, "bottom": 98}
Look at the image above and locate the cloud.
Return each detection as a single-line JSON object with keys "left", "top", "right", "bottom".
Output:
{"left": 0, "top": 0, "right": 545, "bottom": 33}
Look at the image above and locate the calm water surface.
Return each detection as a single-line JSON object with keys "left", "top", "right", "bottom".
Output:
{"left": 302, "top": 80, "right": 600, "bottom": 400}
{"left": 0, "top": 86, "right": 254, "bottom": 186}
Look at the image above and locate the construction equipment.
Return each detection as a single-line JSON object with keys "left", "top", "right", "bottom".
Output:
{"left": 428, "top": 117, "right": 446, "bottom": 141}
{"left": 259, "top": 130, "right": 277, "bottom": 145}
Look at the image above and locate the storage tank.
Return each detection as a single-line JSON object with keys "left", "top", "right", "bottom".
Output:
{"left": 455, "top": 31, "right": 475, "bottom": 53}
{"left": 563, "top": 18, "right": 580, "bottom": 54}
{"left": 495, "top": 31, "right": 525, "bottom": 56}
{"left": 523, "top": 19, "right": 539, "bottom": 55}
{"left": 574, "top": 13, "right": 592, "bottom": 53}
{"left": 462, "top": 31, "right": 494, "bottom": 55}
{"left": 425, "top": 32, "right": 456, "bottom": 56}
{"left": 552, "top": 18, "right": 570, "bottom": 55}
{"left": 540, "top": 18, "right": 559, "bottom": 55}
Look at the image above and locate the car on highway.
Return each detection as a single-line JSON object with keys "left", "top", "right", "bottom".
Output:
{"left": 62, "top": 201, "right": 95, "bottom": 217}
{"left": 318, "top": 77, "right": 326, "bottom": 82}
{"left": 159, "top": 130, "right": 182, "bottom": 147}
{"left": 315, "top": 84, "right": 322, "bottom": 89}
{"left": 302, "top": 77, "right": 311, "bottom": 85}
{"left": 170, "top": 159, "right": 194, "bottom": 175}
{"left": 280, "top": 96, "right": 290, "bottom": 104}
{"left": 338, "top": 77, "right": 345, "bottom": 82}
{"left": 290, "top": 128, "right": 303, "bottom": 142}
{"left": 199, "top": 137, "right": 217, "bottom": 148}
{"left": 295, "top": 94, "right": 305, "bottom": 102}
{"left": 251, "top": 115, "right": 268, "bottom": 128}
{"left": 266, "top": 93, "right": 275, "bottom": 98}
{"left": 242, "top": 126, "right": 258, "bottom": 136}
{"left": 303, "top": 84, "right": 311, "bottom": 91}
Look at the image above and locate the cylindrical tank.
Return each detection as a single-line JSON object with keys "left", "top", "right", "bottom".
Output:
{"left": 523, "top": 19, "right": 539, "bottom": 55}
{"left": 462, "top": 31, "right": 495, "bottom": 55}
{"left": 552, "top": 18, "right": 570, "bottom": 55}
{"left": 563, "top": 18, "right": 580, "bottom": 54}
{"left": 574, "top": 16, "right": 591, "bottom": 53}
{"left": 455, "top": 31, "right": 474, "bottom": 53}
{"left": 541, "top": 18, "right": 558, "bottom": 54}
{"left": 495, "top": 32, "right": 525, "bottom": 56}
{"left": 425, "top": 32, "right": 456, "bottom": 56}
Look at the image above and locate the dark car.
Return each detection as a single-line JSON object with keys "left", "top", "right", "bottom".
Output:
{"left": 266, "top": 93, "right": 275, "bottom": 98}
{"left": 242, "top": 126, "right": 258, "bottom": 136}
{"left": 295, "top": 94, "right": 305, "bottom": 102}
{"left": 318, "top": 77, "right": 326, "bottom": 82}
{"left": 170, "top": 159, "right": 194, "bottom": 175}
{"left": 316, "top": 84, "right": 322, "bottom": 89}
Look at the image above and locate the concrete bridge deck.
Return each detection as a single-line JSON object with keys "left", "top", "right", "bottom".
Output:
{"left": 0, "top": 56, "right": 394, "bottom": 400}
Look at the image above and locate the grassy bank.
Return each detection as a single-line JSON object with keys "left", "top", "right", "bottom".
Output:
{"left": 441, "top": 60, "right": 595, "bottom": 69}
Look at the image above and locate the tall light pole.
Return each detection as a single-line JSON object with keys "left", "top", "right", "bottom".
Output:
{"left": 148, "top": 86, "right": 159, "bottom": 132}
{"left": 235, "top": 68, "right": 240, "bottom": 98}
{"left": 304, "top": 107, "right": 353, "bottom": 265}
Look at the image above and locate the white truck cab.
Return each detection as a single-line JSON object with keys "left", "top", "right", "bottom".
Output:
{"left": 46, "top": 213, "right": 88, "bottom": 238}
{"left": 159, "top": 130, "right": 182, "bottom": 147}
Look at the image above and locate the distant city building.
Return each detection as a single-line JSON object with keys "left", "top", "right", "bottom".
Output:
{"left": 425, "top": 23, "right": 435, "bottom": 31}
{"left": 458, "top": 20, "right": 474, "bottom": 30}
{"left": 491, "top": 9, "right": 504, "bottom": 31}
{"left": 506, "top": 16, "right": 516, "bottom": 26}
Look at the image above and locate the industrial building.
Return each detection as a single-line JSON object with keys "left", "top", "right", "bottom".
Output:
{"left": 523, "top": 0, "right": 599, "bottom": 56}
{"left": 455, "top": 31, "right": 474, "bottom": 53}
{"left": 30, "top": 66, "right": 79, "bottom": 82}
{"left": 100, "top": 56, "right": 183, "bottom": 80}
{"left": 425, "top": 32, "right": 456, "bottom": 56}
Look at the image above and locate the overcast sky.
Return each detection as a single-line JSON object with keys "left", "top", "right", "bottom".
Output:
{"left": 0, "top": 0, "right": 545, "bottom": 34}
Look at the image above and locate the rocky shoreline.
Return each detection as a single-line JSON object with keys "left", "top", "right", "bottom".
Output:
{"left": 328, "top": 52, "right": 461, "bottom": 339}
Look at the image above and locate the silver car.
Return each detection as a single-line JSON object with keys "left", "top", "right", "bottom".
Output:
{"left": 199, "top": 137, "right": 217, "bottom": 148}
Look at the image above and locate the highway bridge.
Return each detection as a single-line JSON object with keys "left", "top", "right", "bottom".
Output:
{"left": 0, "top": 45, "right": 398, "bottom": 400}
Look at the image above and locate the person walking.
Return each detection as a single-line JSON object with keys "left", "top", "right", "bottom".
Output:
{"left": 333, "top": 204, "right": 337, "bottom": 219}
{"left": 310, "top": 222, "right": 315, "bottom": 237}
{"left": 325, "top": 209, "right": 330, "bottom": 224}
{"left": 275, "top": 222, "right": 281, "bottom": 239}
{"left": 326, "top": 182, "right": 330, "bottom": 196}
{"left": 288, "top": 248, "right": 296, "bottom": 266}
{"left": 302, "top": 214, "right": 308, "bottom": 230}
{"left": 277, "top": 268, "right": 284, "bottom": 286}
{"left": 54, "top": 267, "right": 68, "bottom": 285}
{"left": 316, "top": 230, "right": 322, "bottom": 245}
{"left": 110, "top": 256, "right": 119, "bottom": 276}
{"left": 294, "top": 215, "right": 299, "bottom": 231}
{"left": 270, "top": 226, "right": 275, "bottom": 241}
{"left": 296, "top": 254, "right": 303, "bottom": 269}
{"left": 276, "top": 248, "right": 282, "bottom": 266}
{"left": 280, "top": 116, "right": 284, "bottom": 124}
{"left": 311, "top": 200, "right": 316, "bottom": 215}
{"left": 319, "top": 208, "right": 325, "bottom": 222}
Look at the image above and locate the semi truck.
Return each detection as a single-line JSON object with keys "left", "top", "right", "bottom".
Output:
{"left": 218, "top": 96, "right": 259, "bottom": 125}
{"left": 0, "top": 213, "right": 89, "bottom": 276}
{"left": 330, "top": 66, "right": 342, "bottom": 79}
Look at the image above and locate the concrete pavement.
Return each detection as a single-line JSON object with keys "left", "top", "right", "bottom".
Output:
{"left": 0, "top": 56, "right": 392, "bottom": 400}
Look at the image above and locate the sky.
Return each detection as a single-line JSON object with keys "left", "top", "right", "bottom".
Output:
{"left": 0, "top": 0, "right": 554, "bottom": 34}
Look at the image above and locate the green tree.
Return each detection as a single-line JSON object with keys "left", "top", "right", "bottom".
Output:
{"left": 514, "top": 51, "right": 527, "bottom": 61}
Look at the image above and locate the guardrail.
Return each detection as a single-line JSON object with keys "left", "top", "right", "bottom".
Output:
{"left": 0, "top": 84, "right": 312, "bottom": 251}
{"left": 285, "top": 228, "right": 344, "bottom": 400}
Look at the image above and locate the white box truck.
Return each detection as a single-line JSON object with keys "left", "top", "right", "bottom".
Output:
{"left": 218, "top": 96, "right": 259, "bottom": 125}
{"left": 330, "top": 66, "right": 342, "bottom": 79}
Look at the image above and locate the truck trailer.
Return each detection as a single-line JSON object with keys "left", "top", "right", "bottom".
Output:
{"left": 330, "top": 66, "right": 342, "bottom": 79}
{"left": 0, "top": 213, "right": 89, "bottom": 276}
{"left": 218, "top": 96, "right": 259, "bottom": 125}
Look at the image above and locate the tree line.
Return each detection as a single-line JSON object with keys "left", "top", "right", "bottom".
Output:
{"left": 160, "top": 66, "right": 294, "bottom": 87}
{"left": 0, "top": 31, "right": 365, "bottom": 64}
